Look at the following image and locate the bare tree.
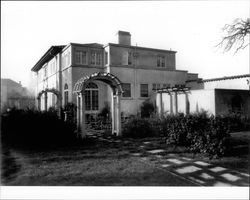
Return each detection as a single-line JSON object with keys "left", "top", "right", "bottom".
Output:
{"left": 217, "top": 18, "right": 250, "bottom": 54}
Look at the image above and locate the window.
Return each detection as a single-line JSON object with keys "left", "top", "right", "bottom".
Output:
{"left": 152, "top": 83, "right": 156, "bottom": 91}
{"left": 96, "top": 52, "right": 101, "bottom": 65}
{"left": 122, "top": 83, "right": 131, "bottom": 97}
{"left": 140, "top": 84, "right": 148, "bottom": 97}
{"left": 44, "top": 65, "right": 47, "bottom": 78}
{"left": 152, "top": 83, "right": 161, "bottom": 90}
{"left": 157, "top": 56, "right": 165, "bottom": 67}
{"left": 163, "top": 83, "right": 170, "bottom": 88}
{"left": 64, "top": 84, "right": 69, "bottom": 106}
{"left": 85, "top": 82, "right": 99, "bottom": 111}
{"left": 75, "top": 50, "right": 87, "bottom": 65}
{"left": 105, "top": 52, "right": 108, "bottom": 65}
{"left": 90, "top": 51, "right": 101, "bottom": 66}
{"left": 62, "top": 51, "right": 71, "bottom": 68}
{"left": 157, "top": 56, "right": 161, "bottom": 67}
{"left": 128, "top": 52, "right": 132, "bottom": 65}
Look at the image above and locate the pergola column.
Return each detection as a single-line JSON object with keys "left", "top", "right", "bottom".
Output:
{"left": 169, "top": 93, "right": 173, "bottom": 114}
{"left": 159, "top": 92, "right": 163, "bottom": 117}
{"left": 173, "top": 91, "right": 178, "bottom": 114}
{"left": 185, "top": 92, "right": 190, "bottom": 114}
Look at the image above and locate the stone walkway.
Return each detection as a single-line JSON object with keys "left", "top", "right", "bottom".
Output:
{"left": 86, "top": 130, "right": 250, "bottom": 186}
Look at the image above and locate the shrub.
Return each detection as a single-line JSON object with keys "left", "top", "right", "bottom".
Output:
{"left": 63, "top": 103, "right": 77, "bottom": 127}
{"left": 158, "top": 112, "right": 233, "bottom": 158}
{"left": 98, "top": 102, "right": 110, "bottom": 121}
{"left": 1, "top": 108, "right": 78, "bottom": 149}
{"left": 122, "top": 117, "right": 156, "bottom": 138}
{"left": 140, "top": 100, "right": 155, "bottom": 118}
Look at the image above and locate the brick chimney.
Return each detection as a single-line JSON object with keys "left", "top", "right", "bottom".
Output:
{"left": 118, "top": 31, "right": 131, "bottom": 46}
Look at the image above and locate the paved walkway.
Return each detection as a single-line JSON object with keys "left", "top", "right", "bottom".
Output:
{"left": 86, "top": 130, "right": 250, "bottom": 186}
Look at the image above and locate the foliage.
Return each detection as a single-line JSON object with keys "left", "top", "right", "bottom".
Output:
{"left": 98, "top": 102, "right": 110, "bottom": 121}
{"left": 122, "top": 117, "right": 157, "bottom": 138}
{"left": 121, "top": 111, "right": 245, "bottom": 157}
{"left": 157, "top": 112, "right": 237, "bottom": 158}
{"left": 1, "top": 108, "right": 78, "bottom": 149}
{"left": 217, "top": 18, "right": 250, "bottom": 54}
{"left": 63, "top": 103, "right": 77, "bottom": 127}
{"left": 140, "top": 100, "right": 155, "bottom": 118}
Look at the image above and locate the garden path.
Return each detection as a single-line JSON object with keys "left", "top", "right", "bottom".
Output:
{"left": 87, "top": 130, "right": 250, "bottom": 187}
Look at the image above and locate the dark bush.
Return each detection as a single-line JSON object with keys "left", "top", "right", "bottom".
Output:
{"left": 63, "top": 103, "right": 77, "bottom": 127}
{"left": 98, "top": 102, "right": 110, "bottom": 121}
{"left": 1, "top": 108, "right": 78, "bottom": 149}
{"left": 155, "top": 112, "right": 238, "bottom": 158}
{"left": 140, "top": 100, "right": 155, "bottom": 118}
{"left": 122, "top": 117, "right": 156, "bottom": 138}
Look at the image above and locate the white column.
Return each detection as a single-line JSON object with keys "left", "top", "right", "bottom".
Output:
{"left": 80, "top": 93, "right": 86, "bottom": 138}
{"left": 159, "top": 92, "right": 163, "bottom": 117}
{"left": 173, "top": 92, "right": 178, "bottom": 114}
{"left": 169, "top": 93, "right": 173, "bottom": 114}
{"left": 185, "top": 92, "right": 189, "bottom": 115}
{"left": 116, "top": 94, "right": 122, "bottom": 136}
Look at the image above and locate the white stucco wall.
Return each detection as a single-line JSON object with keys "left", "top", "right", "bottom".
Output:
{"left": 156, "top": 89, "right": 216, "bottom": 116}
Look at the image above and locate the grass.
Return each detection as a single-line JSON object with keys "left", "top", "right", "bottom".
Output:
{"left": 1, "top": 139, "right": 195, "bottom": 186}
{"left": 1, "top": 131, "right": 249, "bottom": 186}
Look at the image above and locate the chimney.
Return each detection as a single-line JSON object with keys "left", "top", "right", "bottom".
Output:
{"left": 118, "top": 31, "right": 131, "bottom": 46}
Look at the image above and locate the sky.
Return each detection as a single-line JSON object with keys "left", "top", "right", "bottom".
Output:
{"left": 1, "top": 1, "right": 249, "bottom": 88}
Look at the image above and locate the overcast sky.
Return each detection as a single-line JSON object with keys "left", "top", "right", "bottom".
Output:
{"left": 1, "top": 1, "right": 249, "bottom": 87}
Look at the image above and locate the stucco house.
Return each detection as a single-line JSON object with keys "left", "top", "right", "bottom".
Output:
{"left": 31, "top": 31, "right": 199, "bottom": 117}
{"left": 1, "top": 78, "right": 35, "bottom": 111}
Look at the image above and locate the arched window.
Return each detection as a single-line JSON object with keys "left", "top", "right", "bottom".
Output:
{"left": 85, "top": 82, "right": 99, "bottom": 111}
{"left": 64, "top": 84, "right": 69, "bottom": 106}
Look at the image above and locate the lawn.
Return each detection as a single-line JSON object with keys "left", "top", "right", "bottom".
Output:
{"left": 1, "top": 131, "right": 249, "bottom": 186}
{"left": 1, "top": 138, "right": 195, "bottom": 186}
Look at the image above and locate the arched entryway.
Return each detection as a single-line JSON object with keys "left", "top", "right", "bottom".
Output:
{"left": 37, "top": 88, "right": 62, "bottom": 117}
{"left": 73, "top": 72, "right": 123, "bottom": 138}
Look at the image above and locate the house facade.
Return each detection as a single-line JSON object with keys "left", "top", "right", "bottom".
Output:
{"left": 31, "top": 31, "right": 199, "bottom": 116}
{"left": 1, "top": 78, "right": 35, "bottom": 111}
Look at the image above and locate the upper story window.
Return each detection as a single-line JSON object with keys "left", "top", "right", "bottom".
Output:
{"left": 152, "top": 83, "right": 161, "bottom": 91}
{"left": 122, "top": 83, "right": 131, "bottom": 97}
{"left": 91, "top": 51, "right": 101, "bottom": 66}
{"left": 157, "top": 56, "right": 165, "bottom": 67}
{"left": 163, "top": 83, "right": 171, "bottom": 88}
{"left": 140, "top": 84, "right": 148, "bottom": 97}
{"left": 128, "top": 52, "right": 132, "bottom": 65}
{"left": 75, "top": 50, "right": 87, "bottom": 65}
{"left": 44, "top": 65, "right": 48, "bottom": 78}
{"left": 62, "top": 51, "right": 71, "bottom": 68}
{"left": 64, "top": 84, "right": 69, "bottom": 106}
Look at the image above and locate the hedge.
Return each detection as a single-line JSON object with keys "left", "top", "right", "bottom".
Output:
{"left": 1, "top": 108, "right": 78, "bottom": 149}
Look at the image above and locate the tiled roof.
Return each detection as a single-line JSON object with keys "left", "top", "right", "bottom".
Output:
{"left": 202, "top": 74, "right": 250, "bottom": 82}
